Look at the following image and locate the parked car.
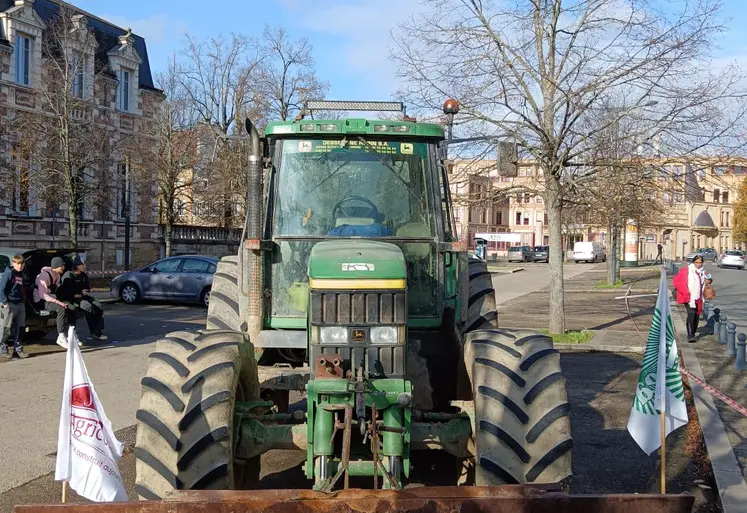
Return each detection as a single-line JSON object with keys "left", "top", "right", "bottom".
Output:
{"left": 685, "top": 248, "right": 718, "bottom": 262}
{"left": 0, "top": 247, "right": 87, "bottom": 338}
{"left": 573, "top": 241, "right": 607, "bottom": 263}
{"left": 507, "top": 245, "right": 533, "bottom": 263}
{"left": 717, "top": 250, "right": 745, "bottom": 270}
{"left": 110, "top": 255, "right": 218, "bottom": 306}
{"left": 532, "top": 245, "right": 549, "bottom": 263}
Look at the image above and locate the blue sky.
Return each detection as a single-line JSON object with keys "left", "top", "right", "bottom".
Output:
{"left": 71, "top": 0, "right": 424, "bottom": 101}
{"left": 71, "top": 0, "right": 747, "bottom": 104}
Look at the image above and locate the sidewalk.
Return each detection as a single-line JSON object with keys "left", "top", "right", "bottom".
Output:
{"left": 673, "top": 303, "right": 747, "bottom": 513}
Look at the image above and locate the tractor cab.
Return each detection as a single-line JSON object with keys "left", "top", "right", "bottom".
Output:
{"left": 263, "top": 104, "right": 456, "bottom": 331}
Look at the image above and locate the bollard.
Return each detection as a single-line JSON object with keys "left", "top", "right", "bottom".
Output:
{"left": 719, "top": 314, "right": 728, "bottom": 345}
{"left": 702, "top": 301, "right": 711, "bottom": 321}
{"left": 714, "top": 308, "right": 722, "bottom": 340}
{"left": 737, "top": 334, "right": 747, "bottom": 370}
{"left": 728, "top": 322, "right": 737, "bottom": 356}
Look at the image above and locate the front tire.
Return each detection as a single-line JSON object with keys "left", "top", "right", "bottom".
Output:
{"left": 134, "top": 329, "right": 260, "bottom": 499}
{"left": 121, "top": 282, "right": 140, "bottom": 304}
{"left": 464, "top": 329, "right": 572, "bottom": 486}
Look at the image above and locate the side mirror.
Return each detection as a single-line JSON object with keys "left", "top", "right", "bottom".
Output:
{"left": 496, "top": 141, "right": 518, "bottom": 177}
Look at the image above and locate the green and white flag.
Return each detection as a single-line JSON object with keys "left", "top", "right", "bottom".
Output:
{"left": 627, "top": 268, "right": 688, "bottom": 455}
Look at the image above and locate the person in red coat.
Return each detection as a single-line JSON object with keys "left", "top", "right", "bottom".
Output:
{"left": 673, "top": 255, "right": 705, "bottom": 343}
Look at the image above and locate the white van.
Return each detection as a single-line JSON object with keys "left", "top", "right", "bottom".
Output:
{"left": 573, "top": 241, "right": 607, "bottom": 263}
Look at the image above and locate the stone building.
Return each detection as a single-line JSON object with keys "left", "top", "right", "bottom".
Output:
{"left": 0, "top": 0, "right": 165, "bottom": 269}
{"left": 450, "top": 157, "right": 745, "bottom": 260}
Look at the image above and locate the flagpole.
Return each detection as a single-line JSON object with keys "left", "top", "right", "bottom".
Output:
{"left": 62, "top": 480, "right": 68, "bottom": 503}
{"left": 660, "top": 407, "right": 666, "bottom": 493}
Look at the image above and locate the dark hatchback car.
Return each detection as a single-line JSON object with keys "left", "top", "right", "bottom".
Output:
{"left": 532, "top": 245, "right": 549, "bottom": 263}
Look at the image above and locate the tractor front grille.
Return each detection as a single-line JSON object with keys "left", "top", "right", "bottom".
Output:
{"left": 309, "top": 290, "right": 406, "bottom": 379}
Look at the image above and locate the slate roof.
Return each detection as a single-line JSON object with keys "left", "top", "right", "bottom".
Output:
{"left": 0, "top": 0, "right": 157, "bottom": 90}
{"left": 693, "top": 211, "right": 717, "bottom": 229}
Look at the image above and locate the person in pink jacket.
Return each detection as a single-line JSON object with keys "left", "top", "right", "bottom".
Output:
{"left": 33, "top": 257, "right": 75, "bottom": 349}
{"left": 673, "top": 255, "right": 705, "bottom": 343}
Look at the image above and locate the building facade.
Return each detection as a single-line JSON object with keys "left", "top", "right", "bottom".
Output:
{"left": 450, "top": 157, "right": 745, "bottom": 260}
{"left": 0, "top": 0, "right": 164, "bottom": 269}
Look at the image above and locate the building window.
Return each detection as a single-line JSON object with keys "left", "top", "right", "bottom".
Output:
{"left": 723, "top": 191, "right": 729, "bottom": 203}
{"left": 501, "top": 176, "right": 511, "bottom": 182}
{"left": 71, "top": 54, "right": 85, "bottom": 98}
{"left": 115, "top": 161, "right": 133, "bottom": 219}
{"left": 523, "top": 214, "right": 530, "bottom": 225}
{"left": 494, "top": 211, "right": 502, "bottom": 225}
{"left": 515, "top": 212, "right": 521, "bottom": 225}
{"left": 14, "top": 34, "right": 31, "bottom": 85}
{"left": 544, "top": 213, "right": 549, "bottom": 225}
{"left": 713, "top": 189, "right": 720, "bottom": 203}
{"left": 119, "top": 69, "right": 131, "bottom": 111}
{"left": 714, "top": 166, "right": 727, "bottom": 175}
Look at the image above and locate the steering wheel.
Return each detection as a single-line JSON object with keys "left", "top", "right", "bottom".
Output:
{"left": 332, "top": 196, "right": 381, "bottom": 221}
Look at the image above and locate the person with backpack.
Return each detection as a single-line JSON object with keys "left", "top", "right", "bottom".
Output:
{"left": 33, "top": 257, "right": 76, "bottom": 349}
{"left": 58, "top": 257, "right": 107, "bottom": 341}
{"left": 673, "top": 255, "right": 706, "bottom": 343}
{"left": 0, "top": 254, "right": 29, "bottom": 359}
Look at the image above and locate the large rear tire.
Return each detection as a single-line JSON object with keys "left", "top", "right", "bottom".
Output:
{"left": 463, "top": 255, "right": 499, "bottom": 334}
{"left": 134, "top": 329, "right": 260, "bottom": 499}
{"left": 464, "top": 328, "right": 572, "bottom": 486}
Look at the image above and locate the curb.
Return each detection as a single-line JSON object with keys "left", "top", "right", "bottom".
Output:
{"left": 564, "top": 289, "right": 658, "bottom": 294}
{"left": 555, "top": 343, "right": 645, "bottom": 354}
{"left": 673, "top": 308, "right": 747, "bottom": 513}
{"left": 488, "top": 267, "right": 524, "bottom": 274}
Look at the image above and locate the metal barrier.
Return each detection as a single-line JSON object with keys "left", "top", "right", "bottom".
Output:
{"left": 699, "top": 305, "right": 747, "bottom": 371}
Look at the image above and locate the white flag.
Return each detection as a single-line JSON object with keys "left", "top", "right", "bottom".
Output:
{"left": 627, "top": 269, "right": 689, "bottom": 455}
{"left": 54, "top": 327, "right": 128, "bottom": 502}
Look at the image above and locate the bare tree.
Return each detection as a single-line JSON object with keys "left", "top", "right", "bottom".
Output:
{"left": 153, "top": 54, "right": 202, "bottom": 256}
{"left": 259, "top": 25, "right": 329, "bottom": 121}
{"left": 13, "top": 7, "right": 116, "bottom": 246}
{"left": 392, "top": 0, "right": 747, "bottom": 334}
{"left": 176, "top": 33, "right": 265, "bottom": 228}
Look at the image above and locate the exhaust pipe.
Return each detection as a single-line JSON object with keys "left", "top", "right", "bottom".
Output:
{"left": 242, "top": 118, "right": 263, "bottom": 340}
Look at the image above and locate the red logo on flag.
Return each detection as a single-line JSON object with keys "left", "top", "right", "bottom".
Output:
{"left": 71, "top": 384, "right": 94, "bottom": 410}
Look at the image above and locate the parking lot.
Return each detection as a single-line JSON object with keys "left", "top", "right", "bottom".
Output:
{"left": 0, "top": 301, "right": 207, "bottom": 361}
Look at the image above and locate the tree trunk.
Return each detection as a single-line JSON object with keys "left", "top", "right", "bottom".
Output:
{"left": 546, "top": 175, "right": 565, "bottom": 335}
{"left": 165, "top": 216, "right": 173, "bottom": 257}
{"left": 607, "top": 221, "right": 615, "bottom": 284}
{"left": 68, "top": 203, "right": 78, "bottom": 247}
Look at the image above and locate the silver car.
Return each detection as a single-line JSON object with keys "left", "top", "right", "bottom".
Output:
{"left": 110, "top": 255, "right": 217, "bottom": 306}
{"left": 717, "top": 250, "right": 745, "bottom": 270}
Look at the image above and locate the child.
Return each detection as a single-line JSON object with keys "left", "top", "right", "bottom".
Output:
{"left": 0, "top": 255, "right": 29, "bottom": 359}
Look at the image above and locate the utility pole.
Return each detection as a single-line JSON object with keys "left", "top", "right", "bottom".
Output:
{"left": 124, "top": 158, "right": 131, "bottom": 271}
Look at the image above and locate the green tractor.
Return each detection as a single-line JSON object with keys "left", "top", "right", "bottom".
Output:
{"left": 133, "top": 100, "right": 572, "bottom": 497}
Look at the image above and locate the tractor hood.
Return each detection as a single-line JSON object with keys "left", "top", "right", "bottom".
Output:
{"left": 308, "top": 240, "right": 406, "bottom": 281}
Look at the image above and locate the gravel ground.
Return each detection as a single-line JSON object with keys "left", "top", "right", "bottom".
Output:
{"left": 1, "top": 353, "right": 721, "bottom": 512}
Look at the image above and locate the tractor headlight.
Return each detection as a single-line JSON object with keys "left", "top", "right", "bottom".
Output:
{"left": 370, "top": 326, "right": 398, "bottom": 345}
{"left": 320, "top": 327, "right": 349, "bottom": 345}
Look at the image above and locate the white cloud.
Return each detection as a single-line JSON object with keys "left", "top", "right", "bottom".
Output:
{"left": 99, "top": 13, "right": 189, "bottom": 45}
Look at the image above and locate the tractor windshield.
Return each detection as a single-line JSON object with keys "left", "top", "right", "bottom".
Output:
{"left": 268, "top": 137, "right": 442, "bottom": 322}
{"left": 274, "top": 138, "right": 434, "bottom": 238}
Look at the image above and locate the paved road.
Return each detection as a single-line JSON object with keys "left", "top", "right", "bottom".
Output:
{"left": 703, "top": 263, "right": 747, "bottom": 326}
{"left": 0, "top": 303, "right": 207, "bottom": 496}
{"left": 0, "top": 264, "right": 600, "bottom": 510}
{"left": 492, "top": 262, "right": 596, "bottom": 305}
